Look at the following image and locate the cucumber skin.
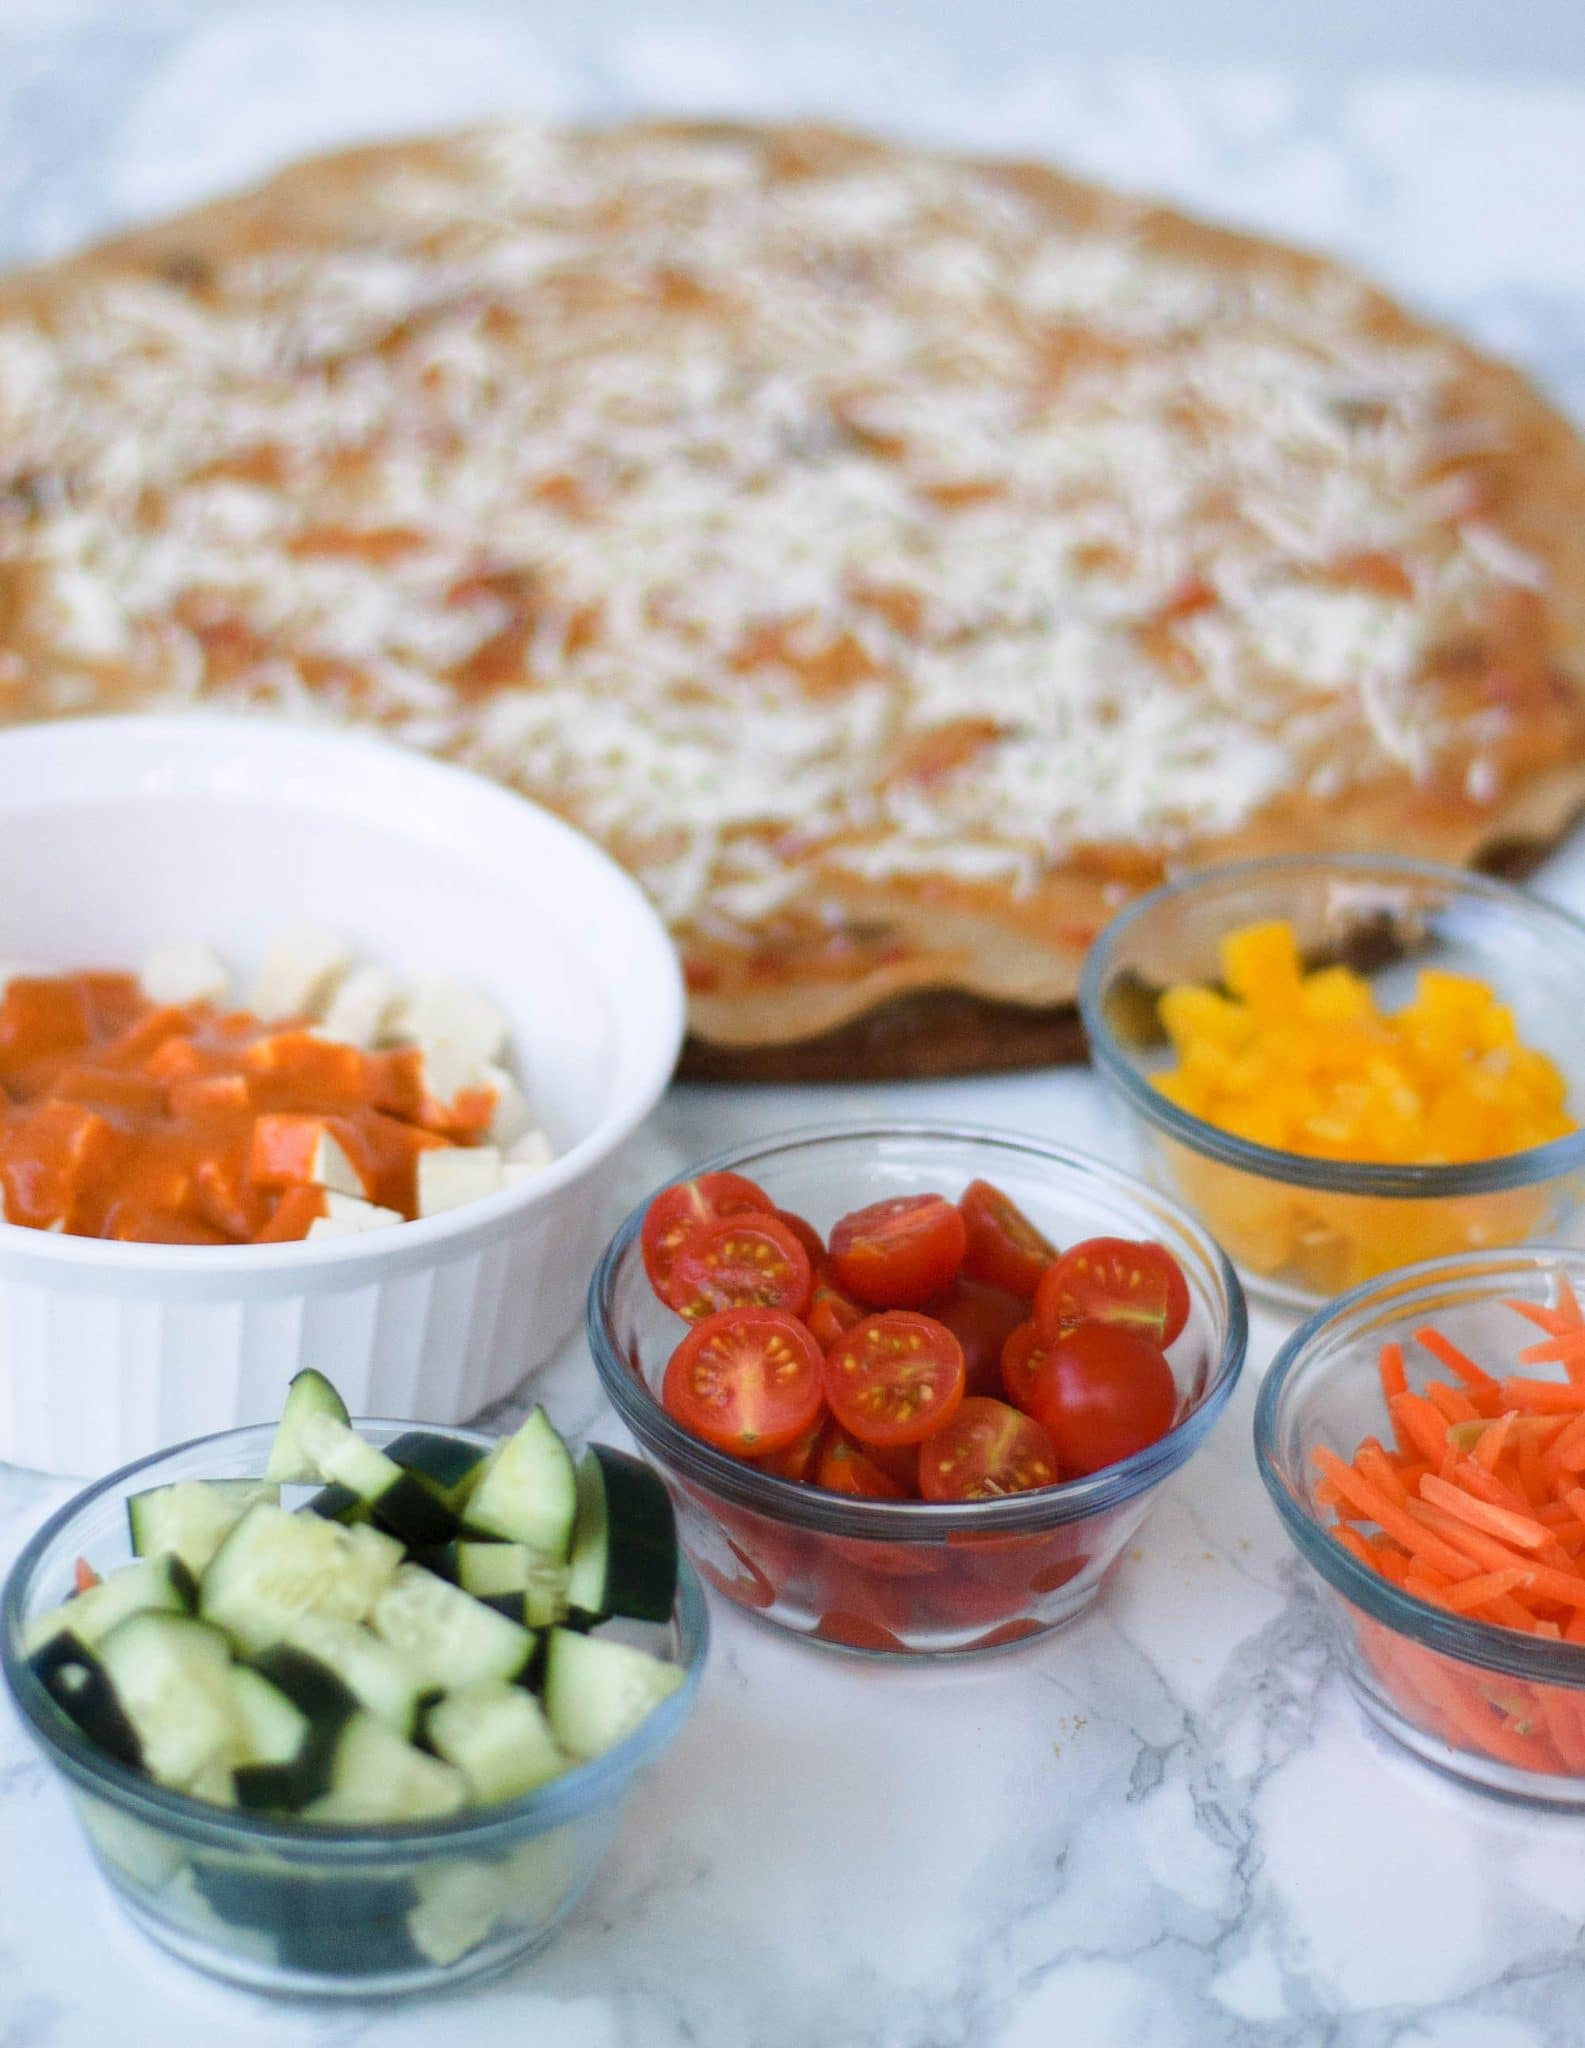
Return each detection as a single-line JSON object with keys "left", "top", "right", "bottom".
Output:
{"left": 568, "top": 1446, "right": 678, "bottom": 1625}
{"left": 30, "top": 1636, "right": 144, "bottom": 1770}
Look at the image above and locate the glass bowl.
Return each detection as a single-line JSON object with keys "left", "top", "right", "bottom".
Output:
{"left": 1257, "top": 1245, "right": 1585, "bottom": 1809}
{"left": 587, "top": 1121, "right": 1247, "bottom": 1659}
{"left": 1, "top": 1421, "right": 708, "bottom": 1998}
{"left": 1080, "top": 854, "right": 1585, "bottom": 1312}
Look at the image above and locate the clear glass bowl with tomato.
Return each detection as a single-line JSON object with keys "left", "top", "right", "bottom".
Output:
{"left": 587, "top": 1122, "right": 1247, "bottom": 1659}
{"left": 1080, "top": 854, "right": 1585, "bottom": 1314}
{"left": 1257, "top": 1244, "right": 1585, "bottom": 1809}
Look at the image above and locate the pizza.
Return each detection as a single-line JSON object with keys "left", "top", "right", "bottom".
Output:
{"left": 2, "top": 120, "right": 1584, "bottom": 1078}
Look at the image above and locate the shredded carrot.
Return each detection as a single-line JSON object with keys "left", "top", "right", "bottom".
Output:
{"left": 1415, "top": 1326, "right": 1499, "bottom": 1392}
{"left": 1320, "top": 1291, "right": 1585, "bottom": 1775}
{"left": 1500, "top": 1378, "right": 1585, "bottom": 1414}
{"left": 1389, "top": 1391, "right": 1454, "bottom": 1465}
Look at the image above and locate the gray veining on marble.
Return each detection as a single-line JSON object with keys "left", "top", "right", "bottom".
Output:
{"left": 2, "top": 9, "right": 1585, "bottom": 2043}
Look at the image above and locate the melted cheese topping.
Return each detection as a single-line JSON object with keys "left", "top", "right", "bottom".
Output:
{"left": 0, "top": 125, "right": 1543, "bottom": 938}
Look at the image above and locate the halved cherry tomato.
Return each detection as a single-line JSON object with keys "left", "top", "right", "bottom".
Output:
{"left": 917, "top": 1397, "right": 1059, "bottom": 1501}
{"left": 959, "top": 1179, "right": 1056, "bottom": 1298}
{"left": 1035, "top": 1236, "right": 1190, "bottom": 1347}
{"left": 73, "top": 1556, "right": 101, "bottom": 1595}
{"left": 1000, "top": 1318, "right": 1060, "bottom": 1413}
{"left": 806, "top": 1274, "right": 865, "bottom": 1351}
{"left": 752, "top": 1413, "right": 825, "bottom": 1483}
{"left": 822, "top": 1311, "right": 966, "bottom": 1447}
{"left": 663, "top": 1212, "right": 814, "bottom": 1322}
{"left": 1021, "top": 1320, "right": 1177, "bottom": 1477}
{"left": 814, "top": 1608, "right": 909, "bottom": 1654}
{"left": 662, "top": 1307, "right": 824, "bottom": 1454}
{"left": 774, "top": 1208, "right": 827, "bottom": 1267}
{"left": 924, "top": 1279, "right": 1029, "bottom": 1399}
{"left": 828, "top": 1194, "right": 967, "bottom": 1309}
{"left": 640, "top": 1171, "right": 771, "bottom": 1293}
{"left": 812, "top": 1424, "right": 905, "bottom": 1499}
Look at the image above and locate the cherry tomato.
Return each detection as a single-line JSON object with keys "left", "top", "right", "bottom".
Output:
{"left": 662, "top": 1307, "right": 824, "bottom": 1455}
{"left": 774, "top": 1208, "right": 826, "bottom": 1267}
{"left": 663, "top": 1212, "right": 814, "bottom": 1322}
{"left": 641, "top": 1171, "right": 771, "bottom": 1293}
{"left": 812, "top": 1423, "right": 906, "bottom": 1499}
{"left": 924, "top": 1279, "right": 1029, "bottom": 1399}
{"left": 1000, "top": 1318, "right": 1060, "bottom": 1413}
{"left": 917, "top": 1397, "right": 1059, "bottom": 1501}
{"left": 814, "top": 1608, "right": 909, "bottom": 1654}
{"left": 959, "top": 1179, "right": 1056, "bottom": 1298}
{"left": 822, "top": 1311, "right": 966, "bottom": 1447}
{"left": 806, "top": 1274, "right": 865, "bottom": 1351}
{"left": 752, "top": 1413, "right": 825, "bottom": 1483}
{"left": 1035, "top": 1236, "right": 1190, "bottom": 1347}
{"left": 1022, "top": 1321, "right": 1178, "bottom": 1477}
{"left": 828, "top": 1194, "right": 967, "bottom": 1309}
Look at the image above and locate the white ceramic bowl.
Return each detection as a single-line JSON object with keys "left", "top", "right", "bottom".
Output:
{"left": 0, "top": 715, "right": 684, "bottom": 1475}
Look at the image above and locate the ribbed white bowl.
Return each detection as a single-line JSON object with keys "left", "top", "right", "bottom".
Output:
{"left": 0, "top": 716, "right": 684, "bottom": 1474}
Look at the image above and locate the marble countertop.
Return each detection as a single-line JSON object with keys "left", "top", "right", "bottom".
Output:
{"left": 4, "top": 9, "right": 1585, "bottom": 2044}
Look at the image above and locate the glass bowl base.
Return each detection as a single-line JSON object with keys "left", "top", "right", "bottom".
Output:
{"left": 1348, "top": 1677, "right": 1585, "bottom": 1814}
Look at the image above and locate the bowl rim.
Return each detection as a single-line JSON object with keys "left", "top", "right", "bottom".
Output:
{"left": 0, "top": 713, "right": 686, "bottom": 1275}
{"left": 1078, "top": 851, "right": 1585, "bottom": 1199}
{"left": 1, "top": 1417, "right": 710, "bottom": 1853}
{"left": 588, "top": 1117, "right": 1249, "bottom": 1535}
{"left": 1255, "top": 1242, "right": 1585, "bottom": 1689}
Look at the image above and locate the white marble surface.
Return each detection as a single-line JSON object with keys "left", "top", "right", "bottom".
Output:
{"left": 5, "top": 8, "right": 1585, "bottom": 2043}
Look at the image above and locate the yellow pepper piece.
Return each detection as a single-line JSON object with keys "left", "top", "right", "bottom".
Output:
{"left": 1150, "top": 916, "right": 1578, "bottom": 1287}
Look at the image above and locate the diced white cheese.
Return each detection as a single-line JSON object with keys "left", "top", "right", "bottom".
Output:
{"left": 389, "top": 978, "right": 510, "bottom": 1065}
{"left": 306, "top": 1191, "right": 403, "bottom": 1239}
{"left": 479, "top": 1061, "right": 531, "bottom": 1145}
{"left": 139, "top": 938, "right": 229, "bottom": 1007}
{"left": 250, "top": 924, "right": 352, "bottom": 1023}
{"left": 417, "top": 1145, "right": 503, "bottom": 1217}
{"left": 412, "top": 1039, "right": 479, "bottom": 1119}
{"left": 505, "top": 1128, "right": 554, "bottom": 1171}
{"left": 306, "top": 1127, "right": 367, "bottom": 1199}
{"left": 317, "top": 965, "right": 399, "bottom": 1049}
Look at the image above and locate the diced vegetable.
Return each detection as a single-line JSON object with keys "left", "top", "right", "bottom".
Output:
{"left": 297, "top": 1413, "right": 459, "bottom": 1547}
{"left": 542, "top": 1627, "right": 685, "bottom": 1762}
{"left": 302, "top": 1713, "right": 466, "bottom": 1824}
{"left": 423, "top": 1682, "right": 568, "bottom": 1803}
{"left": 128, "top": 1480, "right": 279, "bottom": 1575}
{"left": 265, "top": 1370, "right": 350, "bottom": 1483}
{"left": 372, "top": 1565, "right": 534, "bottom": 1691}
{"left": 463, "top": 1409, "right": 577, "bottom": 1557}
{"left": 200, "top": 1504, "right": 402, "bottom": 1652}
{"left": 95, "top": 1613, "right": 236, "bottom": 1789}
{"left": 26, "top": 1554, "right": 195, "bottom": 1658}
{"left": 566, "top": 1445, "right": 677, "bottom": 1624}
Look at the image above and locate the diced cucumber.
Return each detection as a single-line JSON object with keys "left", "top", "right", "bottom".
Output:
{"left": 187, "top": 1755, "right": 240, "bottom": 1808}
{"left": 128, "top": 1480, "right": 280, "bottom": 1576}
{"left": 25, "top": 1554, "right": 196, "bottom": 1659}
{"left": 297, "top": 1414, "right": 459, "bottom": 1547}
{"left": 447, "top": 1543, "right": 571, "bottom": 1628}
{"left": 423, "top": 1682, "right": 568, "bottom": 1804}
{"left": 274, "top": 1615, "right": 426, "bottom": 1736}
{"left": 542, "top": 1628, "right": 685, "bottom": 1762}
{"left": 371, "top": 1565, "right": 534, "bottom": 1691}
{"left": 406, "top": 1858, "right": 512, "bottom": 1968}
{"left": 96, "top": 1612, "right": 236, "bottom": 1790}
{"left": 227, "top": 1667, "right": 312, "bottom": 1812}
{"left": 462, "top": 1409, "right": 576, "bottom": 1557}
{"left": 301, "top": 1713, "right": 466, "bottom": 1824}
{"left": 301, "top": 1482, "right": 368, "bottom": 1525}
{"left": 264, "top": 1369, "right": 351, "bottom": 1483}
{"left": 566, "top": 1445, "right": 677, "bottom": 1624}
{"left": 228, "top": 1666, "right": 309, "bottom": 1765}
{"left": 30, "top": 1636, "right": 143, "bottom": 1769}
{"left": 200, "top": 1503, "right": 402, "bottom": 1654}
{"left": 385, "top": 1430, "right": 487, "bottom": 1512}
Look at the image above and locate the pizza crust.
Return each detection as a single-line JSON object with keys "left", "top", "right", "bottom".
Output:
{"left": 2, "top": 120, "right": 1584, "bottom": 1078}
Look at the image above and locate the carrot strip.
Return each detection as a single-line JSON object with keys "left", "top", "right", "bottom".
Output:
{"left": 1312, "top": 1448, "right": 1480, "bottom": 1578}
{"left": 1567, "top": 1610, "right": 1585, "bottom": 1646}
{"left": 1531, "top": 1684, "right": 1585, "bottom": 1771}
{"left": 1474, "top": 1413, "right": 1516, "bottom": 1472}
{"left": 1437, "top": 1567, "right": 1533, "bottom": 1613}
{"left": 1390, "top": 1391, "right": 1453, "bottom": 1465}
{"left": 1449, "top": 1456, "right": 1535, "bottom": 1519}
{"left": 1426, "top": 1380, "right": 1482, "bottom": 1426}
{"left": 1331, "top": 1525, "right": 1376, "bottom": 1568}
{"left": 1379, "top": 1340, "right": 1408, "bottom": 1401}
{"left": 1419, "top": 1473, "right": 1549, "bottom": 1551}
{"left": 1408, "top": 1501, "right": 1585, "bottom": 1607}
{"left": 1567, "top": 1487, "right": 1585, "bottom": 1527}
{"left": 1518, "top": 1333, "right": 1585, "bottom": 1373}
{"left": 1356, "top": 1439, "right": 1409, "bottom": 1505}
{"left": 1499, "top": 1378, "right": 1585, "bottom": 1414}
{"left": 1415, "top": 1326, "right": 1499, "bottom": 1391}
{"left": 1519, "top": 1424, "right": 1549, "bottom": 1510}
